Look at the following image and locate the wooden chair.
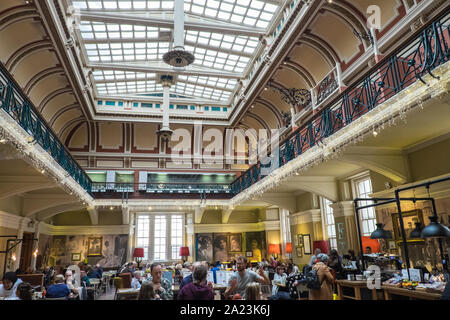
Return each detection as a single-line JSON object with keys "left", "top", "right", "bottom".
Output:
{"left": 118, "top": 273, "right": 132, "bottom": 289}
{"left": 113, "top": 277, "right": 123, "bottom": 300}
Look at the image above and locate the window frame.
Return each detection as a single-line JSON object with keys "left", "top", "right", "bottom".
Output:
{"left": 352, "top": 174, "right": 377, "bottom": 237}
{"left": 320, "top": 197, "right": 337, "bottom": 251}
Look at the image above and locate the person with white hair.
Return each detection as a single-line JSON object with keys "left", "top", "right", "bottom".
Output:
{"left": 308, "top": 253, "right": 334, "bottom": 300}
{"left": 131, "top": 270, "right": 143, "bottom": 289}
{"left": 64, "top": 270, "right": 79, "bottom": 295}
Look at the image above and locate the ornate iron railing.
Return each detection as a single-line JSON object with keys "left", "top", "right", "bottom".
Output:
{"left": 0, "top": 63, "right": 92, "bottom": 194}
{"left": 231, "top": 11, "right": 449, "bottom": 195}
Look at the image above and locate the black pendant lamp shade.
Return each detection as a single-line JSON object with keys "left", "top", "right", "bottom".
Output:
{"left": 421, "top": 216, "right": 450, "bottom": 238}
{"left": 371, "top": 223, "right": 392, "bottom": 239}
{"left": 409, "top": 222, "right": 423, "bottom": 239}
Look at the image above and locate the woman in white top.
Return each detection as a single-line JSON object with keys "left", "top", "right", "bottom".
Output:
{"left": 131, "top": 271, "right": 142, "bottom": 289}
{"left": 271, "top": 266, "right": 287, "bottom": 296}
{"left": 0, "top": 272, "right": 23, "bottom": 300}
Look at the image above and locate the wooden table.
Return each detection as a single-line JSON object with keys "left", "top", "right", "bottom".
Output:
{"left": 382, "top": 286, "right": 442, "bottom": 300}
{"left": 115, "top": 288, "right": 140, "bottom": 300}
{"left": 336, "top": 280, "right": 378, "bottom": 300}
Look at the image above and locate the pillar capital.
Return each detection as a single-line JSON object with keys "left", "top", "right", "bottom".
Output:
{"left": 329, "top": 201, "right": 355, "bottom": 218}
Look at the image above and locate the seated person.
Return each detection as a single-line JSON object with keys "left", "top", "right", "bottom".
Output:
{"left": 80, "top": 270, "right": 90, "bottom": 286}
{"left": 64, "top": 270, "right": 79, "bottom": 295}
{"left": 131, "top": 271, "right": 143, "bottom": 289}
{"left": 147, "top": 263, "right": 173, "bottom": 300}
{"left": 43, "top": 266, "right": 54, "bottom": 289}
{"left": 177, "top": 265, "right": 214, "bottom": 300}
{"left": 245, "top": 282, "right": 262, "bottom": 300}
{"left": 138, "top": 282, "right": 160, "bottom": 300}
{"left": 16, "top": 282, "right": 34, "bottom": 300}
{"left": 270, "top": 266, "right": 290, "bottom": 300}
{"left": 46, "top": 275, "right": 71, "bottom": 299}
{"left": 0, "top": 272, "right": 23, "bottom": 300}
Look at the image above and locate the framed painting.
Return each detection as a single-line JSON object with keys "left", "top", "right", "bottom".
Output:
{"left": 302, "top": 234, "right": 312, "bottom": 255}
{"left": 296, "top": 247, "right": 303, "bottom": 258}
{"left": 87, "top": 237, "right": 103, "bottom": 256}
{"left": 391, "top": 209, "right": 424, "bottom": 243}
{"left": 228, "top": 233, "right": 242, "bottom": 252}
{"left": 71, "top": 253, "right": 81, "bottom": 261}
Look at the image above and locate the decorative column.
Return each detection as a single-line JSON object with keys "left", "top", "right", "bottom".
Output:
{"left": 186, "top": 213, "right": 194, "bottom": 262}
{"left": 30, "top": 221, "right": 40, "bottom": 271}
{"left": 126, "top": 213, "right": 135, "bottom": 262}
{"left": 13, "top": 218, "right": 25, "bottom": 271}
{"left": 336, "top": 62, "right": 347, "bottom": 93}
{"left": 370, "top": 28, "right": 384, "bottom": 63}
{"left": 330, "top": 201, "right": 359, "bottom": 254}
{"left": 290, "top": 107, "right": 297, "bottom": 131}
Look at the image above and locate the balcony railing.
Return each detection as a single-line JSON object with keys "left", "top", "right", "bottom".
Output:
{"left": 0, "top": 63, "right": 92, "bottom": 194}
{"left": 92, "top": 182, "right": 231, "bottom": 194}
{"left": 231, "top": 10, "right": 450, "bottom": 195}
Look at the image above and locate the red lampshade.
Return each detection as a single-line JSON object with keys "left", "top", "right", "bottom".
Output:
{"left": 133, "top": 248, "right": 144, "bottom": 258}
{"left": 268, "top": 244, "right": 280, "bottom": 255}
{"left": 361, "top": 236, "right": 380, "bottom": 253}
{"left": 286, "top": 242, "right": 292, "bottom": 253}
{"left": 313, "top": 240, "right": 329, "bottom": 254}
{"left": 179, "top": 246, "right": 190, "bottom": 257}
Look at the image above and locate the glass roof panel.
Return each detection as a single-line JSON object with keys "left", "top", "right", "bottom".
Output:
{"left": 73, "top": 0, "right": 282, "bottom": 107}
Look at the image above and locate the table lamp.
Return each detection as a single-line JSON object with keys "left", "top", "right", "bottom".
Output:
{"left": 133, "top": 248, "right": 144, "bottom": 269}
{"left": 268, "top": 244, "right": 280, "bottom": 259}
{"left": 179, "top": 246, "right": 190, "bottom": 262}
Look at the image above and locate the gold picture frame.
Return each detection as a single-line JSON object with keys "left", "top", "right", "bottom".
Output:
{"left": 87, "top": 236, "right": 103, "bottom": 256}
{"left": 391, "top": 209, "right": 424, "bottom": 243}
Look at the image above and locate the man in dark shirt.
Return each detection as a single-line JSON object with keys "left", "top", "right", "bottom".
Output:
{"left": 46, "top": 275, "right": 70, "bottom": 299}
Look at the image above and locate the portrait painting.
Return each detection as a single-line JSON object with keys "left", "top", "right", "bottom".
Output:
{"left": 71, "top": 253, "right": 81, "bottom": 261}
{"left": 228, "top": 233, "right": 242, "bottom": 252}
{"left": 213, "top": 233, "right": 228, "bottom": 263}
{"left": 246, "top": 232, "right": 263, "bottom": 262}
{"left": 196, "top": 233, "right": 213, "bottom": 262}
{"left": 87, "top": 236, "right": 103, "bottom": 256}
{"left": 392, "top": 209, "right": 424, "bottom": 242}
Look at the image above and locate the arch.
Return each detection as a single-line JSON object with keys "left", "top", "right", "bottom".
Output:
{"left": 0, "top": 182, "right": 55, "bottom": 201}
{"left": 245, "top": 112, "right": 270, "bottom": 131}
{"left": 38, "top": 86, "right": 73, "bottom": 113}
{"left": 58, "top": 117, "right": 85, "bottom": 138}
{"left": 298, "top": 32, "right": 341, "bottom": 67}
{"left": 254, "top": 98, "right": 283, "bottom": 127}
{"left": 5, "top": 39, "right": 53, "bottom": 73}
{"left": 35, "top": 203, "right": 86, "bottom": 221}
{"left": 323, "top": 2, "right": 371, "bottom": 48}
{"left": 280, "top": 59, "right": 316, "bottom": 88}
{"left": 24, "top": 66, "right": 64, "bottom": 95}
{"left": 49, "top": 103, "right": 80, "bottom": 127}
{"left": 0, "top": 5, "right": 40, "bottom": 32}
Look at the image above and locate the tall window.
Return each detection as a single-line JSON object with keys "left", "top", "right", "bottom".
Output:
{"left": 136, "top": 216, "right": 150, "bottom": 260}
{"left": 355, "top": 177, "right": 377, "bottom": 236}
{"left": 322, "top": 198, "right": 337, "bottom": 250}
{"left": 136, "top": 214, "right": 184, "bottom": 262}
{"left": 154, "top": 215, "right": 167, "bottom": 261}
{"left": 171, "top": 215, "right": 183, "bottom": 260}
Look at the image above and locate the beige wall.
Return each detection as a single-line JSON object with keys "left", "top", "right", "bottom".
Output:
{"left": 52, "top": 210, "right": 92, "bottom": 226}
{"left": 408, "top": 138, "right": 450, "bottom": 182}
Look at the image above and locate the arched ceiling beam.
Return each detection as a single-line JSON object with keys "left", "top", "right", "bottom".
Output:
{"left": 49, "top": 103, "right": 80, "bottom": 127}
{"left": 0, "top": 5, "right": 40, "bottom": 32}
{"left": 58, "top": 117, "right": 85, "bottom": 138}
{"left": 5, "top": 40, "right": 54, "bottom": 73}
{"left": 280, "top": 59, "right": 316, "bottom": 88}
{"left": 24, "top": 66, "right": 65, "bottom": 95}
{"left": 245, "top": 112, "right": 270, "bottom": 131}
{"left": 38, "top": 86, "right": 73, "bottom": 113}
{"left": 254, "top": 98, "right": 283, "bottom": 128}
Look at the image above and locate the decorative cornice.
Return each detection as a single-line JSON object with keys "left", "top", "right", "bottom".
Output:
{"left": 289, "top": 209, "right": 321, "bottom": 225}
{"left": 48, "top": 225, "right": 129, "bottom": 236}
{"left": 194, "top": 220, "right": 279, "bottom": 233}
{"left": 329, "top": 201, "right": 355, "bottom": 218}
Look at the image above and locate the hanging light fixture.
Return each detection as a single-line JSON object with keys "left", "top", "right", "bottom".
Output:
{"left": 370, "top": 223, "right": 392, "bottom": 239}
{"left": 421, "top": 185, "right": 450, "bottom": 238}
{"left": 409, "top": 222, "right": 423, "bottom": 239}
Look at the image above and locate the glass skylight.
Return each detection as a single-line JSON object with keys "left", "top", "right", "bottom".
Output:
{"left": 72, "top": 0, "right": 282, "bottom": 105}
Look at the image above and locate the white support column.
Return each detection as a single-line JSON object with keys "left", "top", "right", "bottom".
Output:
{"left": 173, "top": 0, "right": 185, "bottom": 51}
{"left": 30, "top": 221, "right": 40, "bottom": 271}
{"left": 127, "top": 220, "right": 135, "bottom": 262}
{"left": 290, "top": 107, "right": 297, "bottom": 131}
{"left": 13, "top": 218, "right": 25, "bottom": 271}
{"left": 162, "top": 84, "right": 171, "bottom": 130}
{"left": 186, "top": 213, "right": 194, "bottom": 262}
{"left": 310, "top": 88, "right": 316, "bottom": 110}
{"left": 122, "top": 205, "right": 130, "bottom": 225}
{"left": 370, "top": 27, "right": 384, "bottom": 63}
{"left": 87, "top": 206, "right": 98, "bottom": 225}
{"left": 336, "top": 62, "right": 347, "bottom": 93}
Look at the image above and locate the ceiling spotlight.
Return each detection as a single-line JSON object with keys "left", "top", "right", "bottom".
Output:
{"left": 0, "top": 138, "right": 6, "bottom": 143}
{"left": 110, "top": 206, "right": 113, "bottom": 210}
{"left": 264, "top": 87, "right": 268, "bottom": 91}
{"left": 148, "top": 206, "right": 152, "bottom": 210}
{"left": 372, "top": 130, "right": 378, "bottom": 137}
{"left": 41, "top": 169, "right": 45, "bottom": 174}
{"left": 251, "top": 105, "right": 255, "bottom": 109}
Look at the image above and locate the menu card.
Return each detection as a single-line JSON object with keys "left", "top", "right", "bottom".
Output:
{"left": 207, "top": 271, "right": 214, "bottom": 284}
